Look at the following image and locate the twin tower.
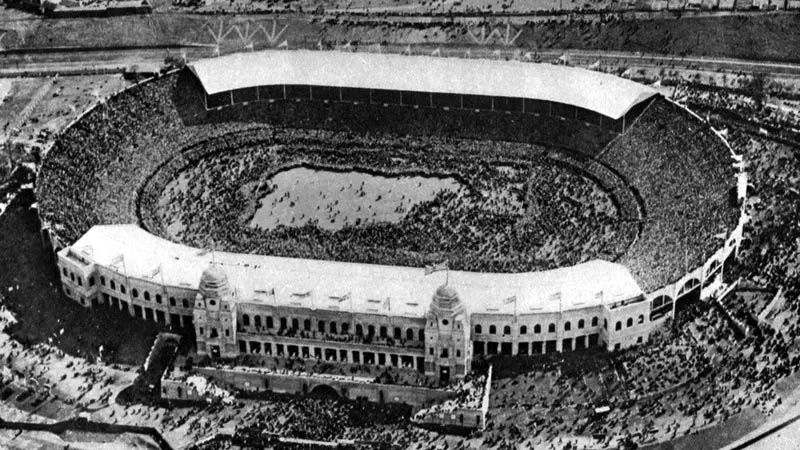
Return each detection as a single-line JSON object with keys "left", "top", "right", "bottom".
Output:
{"left": 194, "top": 264, "right": 472, "bottom": 384}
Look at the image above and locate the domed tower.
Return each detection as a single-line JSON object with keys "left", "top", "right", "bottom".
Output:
{"left": 425, "top": 284, "right": 470, "bottom": 386}
{"left": 194, "top": 264, "right": 238, "bottom": 359}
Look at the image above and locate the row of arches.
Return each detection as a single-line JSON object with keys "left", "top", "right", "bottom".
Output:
{"left": 474, "top": 317, "right": 600, "bottom": 336}
{"left": 613, "top": 314, "right": 646, "bottom": 331}
{"left": 239, "top": 313, "right": 425, "bottom": 342}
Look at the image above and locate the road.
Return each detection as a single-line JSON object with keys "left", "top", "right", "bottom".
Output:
{"left": 2, "top": 45, "right": 800, "bottom": 80}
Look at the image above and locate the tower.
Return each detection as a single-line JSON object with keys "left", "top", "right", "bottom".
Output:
{"left": 193, "top": 264, "right": 238, "bottom": 358}
{"left": 424, "top": 284, "right": 471, "bottom": 386}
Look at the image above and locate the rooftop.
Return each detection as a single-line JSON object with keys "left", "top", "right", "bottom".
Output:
{"left": 188, "top": 50, "right": 657, "bottom": 120}
{"left": 64, "top": 224, "right": 644, "bottom": 318}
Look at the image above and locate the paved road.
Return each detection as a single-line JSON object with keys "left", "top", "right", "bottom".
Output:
{"left": 2, "top": 45, "right": 800, "bottom": 79}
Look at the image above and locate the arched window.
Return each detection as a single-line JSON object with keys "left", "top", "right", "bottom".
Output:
{"left": 303, "top": 319, "right": 311, "bottom": 331}
{"left": 503, "top": 326, "right": 511, "bottom": 335}
{"left": 318, "top": 320, "right": 326, "bottom": 333}
{"left": 242, "top": 314, "right": 250, "bottom": 327}
{"left": 368, "top": 325, "right": 375, "bottom": 337}
{"left": 330, "top": 322, "right": 337, "bottom": 334}
{"left": 379, "top": 326, "right": 387, "bottom": 338}
{"left": 110, "top": 280, "right": 116, "bottom": 290}
{"left": 615, "top": 321, "right": 622, "bottom": 331}
{"left": 169, "top": 297, "right": 176, "bottom": 307}
{"left": 638, "top": 314, "right": 644, "bottom": 324}
{"left": 132, "top": 288, "right": 139, "bottom": 298}
{"left": 280, "top": 317, "right": 287, "bottom": 329}
{"left": 120, "top": 285, "right": 126, "bottom": 294}
{"left": 255, "top": 316, "right": 262, "bottom": 328}
{"left": 100, "top": 276, "right": 106, "bottom": 286}
{"left": 578, "top": 319, "right": 585, "bottom": 329}
{"left": 406, "top": 328, "right": 414, "bottom": 340}
{"left": 341, "top": 323, "right": 349, "bottom": 334}
{"left": 266, "top": 316, "right": 274, "bottom": 328}
{"left": 291, "top": 318, "right": 299, "bottom": 330}
{"left": 564, "top": 322, "right": 571, "bottom": 331}
{"left": 489, "top": 325, "right": 497, "bottom": 334}
{"left": 394, "top": 327, "right": 401, "bottom": 339}
{"left": 144, "top": 291, "right": 151, "bottom": 301}
{"left": 475, "top": 324, "right": 482, "bottom": 334}
{"left": 182, "top": 299, "right": 190, "bottom": 308}
{"left": 155, "top": 294, "right": 162, "bottom": 304}
{"left": 356, "top": 324, "right": 364, "bottom": 336}
{"left": 548, "top": 323, "right": 556, "bottom": 333}
{"left": 534, "top": 324, "right": 541, "bottom": 334}
{"left": 419, "top": 329, "right": 425, "bottom": 341}
{"left": 591, "top": 317, "right": 598, "bottom": 327}
{"left": 626, "top": 318, "right": 634, "bottom": 327}
{"left": 520, "top": 325, "right": 527, "bottom": 335}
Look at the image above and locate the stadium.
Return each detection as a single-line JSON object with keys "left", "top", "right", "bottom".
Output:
{"left": 38, "top": 50, "right": 746, "bottom": 398}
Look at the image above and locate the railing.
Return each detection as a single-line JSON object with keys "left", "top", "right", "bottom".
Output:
{"left": 238, "top": 327, "right": 424, "bottom": 348}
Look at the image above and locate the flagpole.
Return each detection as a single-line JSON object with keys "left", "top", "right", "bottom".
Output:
{"left": 514, "top": 297, "right": 517, "bottom": 323}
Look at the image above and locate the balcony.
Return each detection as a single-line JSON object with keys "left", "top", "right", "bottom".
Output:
{"left": 236, "top": 327, "right": 424, "bottom": 351}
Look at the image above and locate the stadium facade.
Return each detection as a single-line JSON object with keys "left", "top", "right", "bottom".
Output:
{"left": 49, "top": 50, "right": 747, "bottom": 386}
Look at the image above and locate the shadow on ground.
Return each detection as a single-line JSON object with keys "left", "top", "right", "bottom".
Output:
{"left": 0, "top": 187, "right": 163, "bottom": 365}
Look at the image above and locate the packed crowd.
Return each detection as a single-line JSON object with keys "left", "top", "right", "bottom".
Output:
{"left": 681, "top": 80, "right": 800, "bottom": 146}
{"left": 32, "top": 70, "right": 770, "bottom": 450}
{"left": 39, "top": 72, "right": 641, "bottom": 275}
{"left": 165, "top": 291, "right": 800, "bottom": 449}
{"left": 146, "top": 127, "right": 633, "bottom": 273}
{"left": 601, "top": 98, "right": 740, "bottom": 290}
{"left": 412, "top": 372, "right": 488, "bottom": 423}
{"left": 482, "top": 297, "right": 795, "bottom": 448}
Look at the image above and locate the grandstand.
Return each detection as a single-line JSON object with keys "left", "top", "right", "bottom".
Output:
{"left": 177, "top": 51, "right": 657, "bottom": 156}
{"left": 37, "top": 50, "right": 746, "bottom": 398}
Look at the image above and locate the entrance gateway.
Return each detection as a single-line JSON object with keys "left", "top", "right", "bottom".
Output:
{"left": 439, "top": 366, "right": 450, "bottom": 385}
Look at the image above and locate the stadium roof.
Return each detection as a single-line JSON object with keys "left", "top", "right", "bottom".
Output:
{"left": 64, "top": 225, "right": 644, "bottom": 318}
{"left": 188, "top": 50, "right": 658, "bottom": 120}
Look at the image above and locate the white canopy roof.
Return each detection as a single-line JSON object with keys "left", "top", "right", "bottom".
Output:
{"left": 65, "top": 225, "right": 644, "bottom": 318}
{"left": 188, "top": 50, "right": 657, "bottom": 120}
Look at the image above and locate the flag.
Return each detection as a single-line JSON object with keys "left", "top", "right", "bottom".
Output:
{"left": 146, "top": 265, "right": 161, "bottom": 279}
{"left": 424, "top": 261, "right": 448, "bottom": 275}
{"left": 503, "top": 295, "right": 516, "bottom": 304}
{"left": 332, "top": 293, "right": 350, "bottom": 302}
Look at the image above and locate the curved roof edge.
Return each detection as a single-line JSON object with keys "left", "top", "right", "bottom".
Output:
{"left": 63, "top": 224, "right": 644, "bottom": 318}
{"left": 188, "top": 50, "right": 658, "bottom": 120}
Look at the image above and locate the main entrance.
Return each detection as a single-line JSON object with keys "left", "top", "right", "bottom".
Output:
{"left": 439, "top": 366, "right": 450, "bottom": 385}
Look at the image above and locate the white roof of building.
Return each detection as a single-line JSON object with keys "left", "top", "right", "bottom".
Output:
{"left": 65, "top": 225, "right": 644, "bottom": 318}
{"left": 188, "top": 50, "right": 657, "bottom": 120}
